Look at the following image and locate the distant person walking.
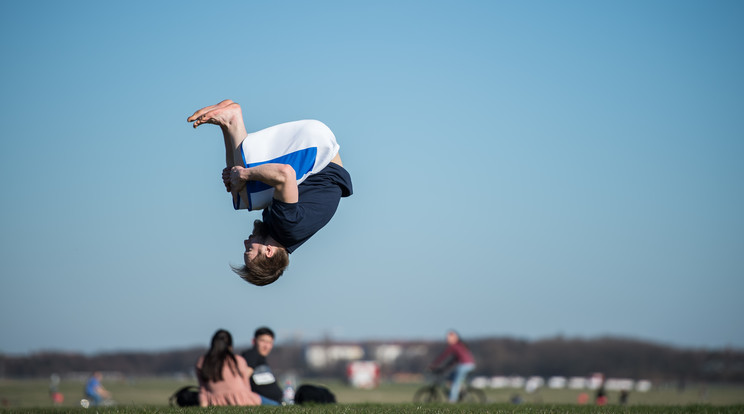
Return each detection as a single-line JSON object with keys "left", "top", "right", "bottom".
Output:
{"left": 429, "top": 330, "right": 475, "bottom": 403}
{"left": 195, "top": 329, "right": 262, "bottom": 406}
{"left": 595, "top": 379, "right": 608, "bottom": 406}
{"left": 84, "top": 372, "right": 111, "bottom": 406}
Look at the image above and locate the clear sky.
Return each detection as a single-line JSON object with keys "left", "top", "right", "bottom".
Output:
{"left": 1, "top": 1, "right": 742, "bottom": 355}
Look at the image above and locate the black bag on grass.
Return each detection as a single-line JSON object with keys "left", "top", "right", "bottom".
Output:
{"left": 169, "top": 385, "right": 200, "bottom": 407}
{"left": 295, "top": 384, "right": 336, "bottom": 404}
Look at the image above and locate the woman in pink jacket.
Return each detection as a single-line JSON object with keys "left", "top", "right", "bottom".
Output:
{"left": 195, "top": 329, "right": 262, "bottom": 407}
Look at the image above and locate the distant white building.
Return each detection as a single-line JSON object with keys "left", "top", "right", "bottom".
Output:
{"left": 470, "top": 376, "right": 490, "bottom": 389}
{"left": 568, "top": 377, "right": 588, "bottom": 389}
{"left": 587, "top": 373, "right": 604, "bottom": 390}
{"left": 548, "top": 376, "right": 567, "bottom": 389}
{"left": 489, "top": 376, "right": 509, "bottom": 389}
{"left": 305, "top": 344, "right": 365, "bottom": 369}
{"left": 508, "top": 376, "right": 526, "bottom": 388}
{"left": 525, "top": 376, "right": 544, "bottom": 393}
{"left": 636, "top": 380, "right": 652, "bottom": 392}
{"left": 373, "top": 344, "right": 403, "bottom": 364}
{"left": 605, "top": 378, "right": 634, "bottom": 391}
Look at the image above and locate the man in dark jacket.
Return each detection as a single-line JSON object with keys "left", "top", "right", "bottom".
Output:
{"left": 241, "top": 327, "right": 283, "bottom": 404}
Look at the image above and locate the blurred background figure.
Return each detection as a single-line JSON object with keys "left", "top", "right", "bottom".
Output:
{"left": 49, "top": 373, "right": 63, "bottom": 405}
{"left": 429, "top": 330, "right": 475, "bottom": 403}
{"left": 84, "top": 372, "right": 111, "bottom": 406}
{"left": 241, "top": 327, "right": 283, "bottom": 405}
{"left": 619, "top": 389, "right": 630, "bottom": 405}
{"left": 595, "top": 375, "right": 607, "bottom": 406}
{"left": 195, "top": 329, "right": 262, "bottom": 407}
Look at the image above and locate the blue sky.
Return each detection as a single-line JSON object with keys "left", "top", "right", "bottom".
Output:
{"left": 1, "top": 1, "right": 742, "bottom": 355}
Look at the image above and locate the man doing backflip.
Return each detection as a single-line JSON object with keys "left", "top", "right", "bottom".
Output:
{"left": 188, "top": 100, "right": 353, "bottom": 286}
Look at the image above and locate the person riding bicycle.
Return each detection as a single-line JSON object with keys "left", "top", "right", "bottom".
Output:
{"left": 429, "top": 330, "right": 475, "bottom": 403}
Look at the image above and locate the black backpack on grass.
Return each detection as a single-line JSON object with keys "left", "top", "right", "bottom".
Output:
{"left": 169, "top": 385, "right": 200, "bottom": 407}
{"left": 295, "top": 384, "right": 336, "bottom": 404}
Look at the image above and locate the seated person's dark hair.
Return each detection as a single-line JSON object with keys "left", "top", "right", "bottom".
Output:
{"left": 254, "top": 326, "right": 275, "bottom": 339}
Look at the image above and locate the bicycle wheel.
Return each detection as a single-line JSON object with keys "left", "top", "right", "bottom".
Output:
{"left": 413, "top": 386, "right": 444, "bottom": 403}
{"left": 459, "top": 387, "right": 486, "bottom": 403}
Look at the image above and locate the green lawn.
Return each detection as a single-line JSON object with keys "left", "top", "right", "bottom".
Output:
{"left": 2, "top": 378, "right": 743, "bottom": 412}
{"left": 2, "top": 404, "right": 744, "bottom": 414}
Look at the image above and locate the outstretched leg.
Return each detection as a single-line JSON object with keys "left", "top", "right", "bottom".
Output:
{"left": 448, "top": 363, "right": 474, "bottom": 402}
{"left": 187, "top": 99, "right": 247, "bottom": 168}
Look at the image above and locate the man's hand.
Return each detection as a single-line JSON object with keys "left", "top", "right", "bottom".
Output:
{"left": 222, "top": 167, "right": 233, "bottom": 192}
{"left": 229, "top": 166, "right": 248, "bottom": 193}
{"left": 227, "top": 163, "right": 298, "bottom": 203}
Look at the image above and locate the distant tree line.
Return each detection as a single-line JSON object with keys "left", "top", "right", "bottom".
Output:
{"left": 1, "top": 336, "right": 742, "bottom": 383}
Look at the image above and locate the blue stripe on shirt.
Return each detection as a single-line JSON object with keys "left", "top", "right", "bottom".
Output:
{"left": 243, "top": 147, "right": 318, "bottom": 194}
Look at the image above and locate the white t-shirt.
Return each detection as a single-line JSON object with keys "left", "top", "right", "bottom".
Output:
{"left": 233, "top": 119, "right": 340, "bottom": 211}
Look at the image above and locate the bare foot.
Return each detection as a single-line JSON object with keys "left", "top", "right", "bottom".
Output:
{"left": 187, "top": 100, "right": 242, "bottom": 129}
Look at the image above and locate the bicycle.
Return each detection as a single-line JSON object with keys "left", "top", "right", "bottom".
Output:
{"left": 413, "top": 368, "right": 486, "bottom": 403}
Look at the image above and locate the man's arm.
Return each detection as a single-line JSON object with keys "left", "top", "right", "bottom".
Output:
{"left": 230, "top": 164, "right": 299, "bottom": 203}
{"left": 95, "top": 384, "right": 111, "bottom": 399}
{"left": 429, "top": 346, "right": 453, "bottom": 370}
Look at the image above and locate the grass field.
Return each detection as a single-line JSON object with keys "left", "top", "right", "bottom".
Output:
{"left": 2, "top": 378, "right": 744, "bottom": 413}
{"left": 2, "top": 404, "right": 744, "bottom": 414}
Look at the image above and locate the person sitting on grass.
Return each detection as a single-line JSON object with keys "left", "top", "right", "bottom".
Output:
{"left": 241, "top": 326, "right": 284, "bottom": 405}
{"left": 196, "top": 329, "right": 278, "bottom": 406}
{"left": 84, "top": 371, "right": 111, "bottom": 406}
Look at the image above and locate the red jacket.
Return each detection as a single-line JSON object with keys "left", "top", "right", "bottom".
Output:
{"left": 432, "top": 341, "right": 474, "bottom": 366}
